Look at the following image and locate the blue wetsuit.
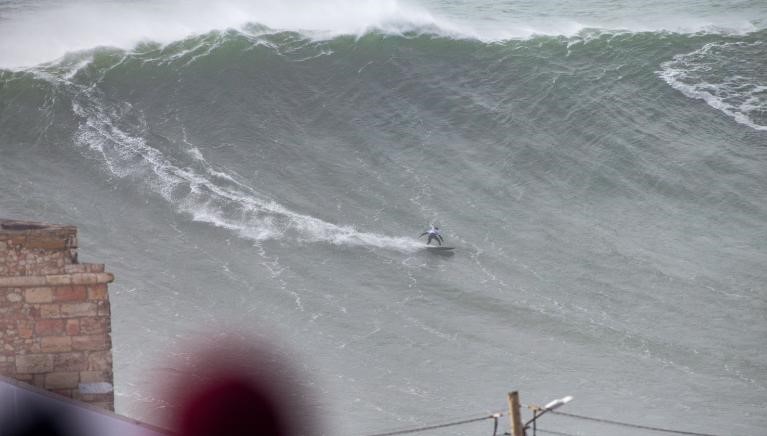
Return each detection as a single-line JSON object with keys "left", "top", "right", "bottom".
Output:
{"left": 419, "top": 226, "right": 444, "bottom": 246}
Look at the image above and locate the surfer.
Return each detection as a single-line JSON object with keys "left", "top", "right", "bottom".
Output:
{"left": 419, "top": 225, "right": 444, "bottom": 246}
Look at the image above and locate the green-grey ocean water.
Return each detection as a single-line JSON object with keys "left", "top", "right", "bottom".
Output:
{"left": 1, "top": 1, "right": 766, "bottom": 435}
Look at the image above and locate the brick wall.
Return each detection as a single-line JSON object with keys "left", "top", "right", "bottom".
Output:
{"left": 0, "top": 219, "right": 115, "bottom": 410}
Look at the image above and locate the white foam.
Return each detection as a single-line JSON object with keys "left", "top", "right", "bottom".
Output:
{"left": 658, "top": 41, "right": 767, "bottom": 132}
{"left": 0, "top": 0, "right": 447, "bottom": 69}
{"left": 1, "top": 0, "right": 763, "bottom": 69}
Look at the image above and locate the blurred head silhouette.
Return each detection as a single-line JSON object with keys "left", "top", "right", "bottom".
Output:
{"left": 162, "top": 332, "right": 319, "bottom": 436}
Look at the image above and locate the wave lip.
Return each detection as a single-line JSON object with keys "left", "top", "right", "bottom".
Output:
{"left": 0, "top": 0, "right": 451, "bottom": 69}
{"left": 2, "top": 0, "right": 766, "bottom": 69}
{"left": 658, "top": 41, "right": 767, "bottom": 132}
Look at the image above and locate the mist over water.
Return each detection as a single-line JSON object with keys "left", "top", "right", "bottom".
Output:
{"left": 1, "top": 1, "right": 766, "bottom": 435}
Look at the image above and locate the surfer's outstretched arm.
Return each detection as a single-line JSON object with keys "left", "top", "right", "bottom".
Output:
{"left": 419, "top": 232, "right": 428, "bottom": 238}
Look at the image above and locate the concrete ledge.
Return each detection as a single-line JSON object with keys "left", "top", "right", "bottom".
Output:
{"left": 0, "top": 273, "right": 114, "bottom": 288}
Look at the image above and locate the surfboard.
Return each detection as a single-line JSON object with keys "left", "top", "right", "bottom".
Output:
{"left": 425, "top": 246, "right": 455, "bottom": 251}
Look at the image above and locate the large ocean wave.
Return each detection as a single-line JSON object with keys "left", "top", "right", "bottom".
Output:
{"left": 2, "top": 26, "right": 765, "bottom": 250}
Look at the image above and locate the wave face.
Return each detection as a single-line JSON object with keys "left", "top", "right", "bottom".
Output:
{"left": 4, "top": 28, "right": 764, "bottom": 247}
{"left": 1, "top": 3, "right": 766, "bottom": 435}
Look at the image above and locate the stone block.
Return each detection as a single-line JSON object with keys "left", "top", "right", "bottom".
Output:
{"left": 46, "top": 275, "right": 72, "bottom": 286}
{"left": 87, "top": 350, "right": 112, "bottom": 371}
{"left": 79, "top": 317, "right": 107, "bottom": 335}
{"left": 32, "top": 374, "right": 46, "bottom": 388}
{"left": 40, "top": 304, "right": 61, "bottom": 318}
{"left": 54, "top": 286, "right": 87, "bottom": 301}
{"left": 26, "top": 233, "right": 68, "bottom": 250}
{"left": 14, "top": 373, "right": 34, "bottom": 383}
{"left": 76, "top": 392, "right": 114, "bottom": 404}
{"left": 41, "top": 336, "right": 72, "bottom": 353}
{"left": 35, "top": 319, "right": 65, "bottom": 336}
{"left": 64, "top": 264, "right": 87, "bottom": 274}
{"left": 59, "top": 302, "right": 97, "bottom": 318}
{"left": 15, "top": 354, "right": 54, "bottom": 373}
{"left": 90, "top": 402, "right": 114, "bottom": 411}
{"left": 52, "top": 388, "right": 75, "bottom": 397}
{"left": 17, "top": 320, "right": 34, "bottom": 338}
{"left": 5, "top": 292, "right": 22, "bottom": 303}
{"left": 85, "top": 264, "right": 105, "bottom": 273}
{"left": 27, "top": 306, "right": 40, "bottom": 318}
{"left": 97, "top": 300, "right": 111, "bottom": 317}
{"left": 25, "top": 287, "right": 53, "bottom": 303}
{"left": 79, "top": 370, "right": 111, "bottom": 384}
{"left": 72, "top": 334, "right": 107, "bottom": 351}
{"left": 87, "top": 284, "right": 108, "bottom": 301}
{"left": 0, "top": 361, "right": 14, "bottom": 375}
{"left": 45, "top": 371, "right": 79, "bottom": 389}
{"left": 78, "top": 381, "right": 113, "bottom": 394}
{"left": 53, "top": 352, "right": 87, "bottom": 371}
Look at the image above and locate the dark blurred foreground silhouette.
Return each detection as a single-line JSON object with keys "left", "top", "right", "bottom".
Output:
{"left": 2, "top": 333, "right": 320, "bottom": 436}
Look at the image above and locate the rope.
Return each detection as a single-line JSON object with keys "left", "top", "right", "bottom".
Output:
{"left": 551, "top": 411, "right": 725, "bottom": 436}
{"left": 365, "top": 412, "right": 503, "bottom": 436}
{"left": 536, "top": 429, "right": 581, "bottom": 436}
{"left": 503, "top": 430, "right": 579, "bottom": 436}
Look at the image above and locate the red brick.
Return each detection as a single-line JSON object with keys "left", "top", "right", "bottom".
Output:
{"left": 54, "top": 286, "right": 87, "bottom": 301}
{"left": 65, "top": 319, "right": 80, "bottom": 335}
{"left": 35, "top": 319, "right": 65, "bottom": 336}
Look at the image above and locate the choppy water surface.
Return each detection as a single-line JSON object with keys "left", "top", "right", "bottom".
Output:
{"left": 1, "top": 1, "right": 765, "bottom": 434}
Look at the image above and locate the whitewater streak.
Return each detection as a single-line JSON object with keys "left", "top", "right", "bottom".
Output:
{"left": 58, "top": 68, "right": 423, "bottom": 251}
{"left": 658, "top": 41, "right": 767, "bottom": 131}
